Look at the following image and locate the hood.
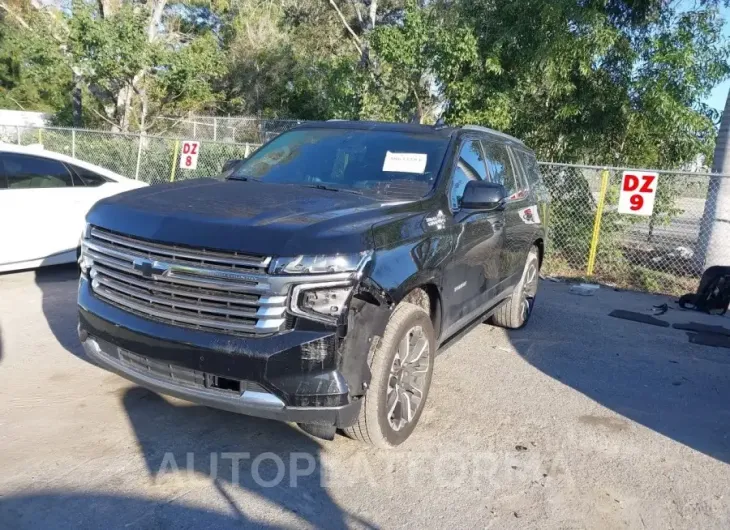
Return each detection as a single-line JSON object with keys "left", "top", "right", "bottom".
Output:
{"left": 87, "top": 178, "right": 416, "bottom": 256}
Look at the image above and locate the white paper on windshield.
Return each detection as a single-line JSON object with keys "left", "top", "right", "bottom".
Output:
{"left": 382, "top": 151, "right": 428, "bottom": 174}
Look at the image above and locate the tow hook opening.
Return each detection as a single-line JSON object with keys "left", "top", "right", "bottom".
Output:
{"left": 206, "top": 374, "right": 242, "bottom": 393}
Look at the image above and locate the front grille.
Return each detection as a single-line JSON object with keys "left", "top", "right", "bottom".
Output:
{"left": 84, "top": 226, "right": 287, "bottom": 336}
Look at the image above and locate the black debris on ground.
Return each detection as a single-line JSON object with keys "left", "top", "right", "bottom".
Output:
{"left": 673, "top": 322, "right": 730, "bottom": 337}
{"left": 686, "top": 333, "right": 730, "bottom": 349}
{"left": 608, "top": 310, "right": 671, "bottom": 328}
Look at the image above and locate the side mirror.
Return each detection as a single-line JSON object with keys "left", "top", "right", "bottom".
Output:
{"left": 222, "top": 159, "right": 245, "bottom": 173}
{"left": 461, "top": 181, "right": 507, "bottom": 211}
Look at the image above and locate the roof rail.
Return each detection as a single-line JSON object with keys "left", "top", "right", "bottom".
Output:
{"left": 462, "top": 125, "right": 524, "bottom": 145}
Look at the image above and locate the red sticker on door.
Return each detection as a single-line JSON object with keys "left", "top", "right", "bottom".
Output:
{"left": 519, "top": 206, "right": 540, "bottom": 224}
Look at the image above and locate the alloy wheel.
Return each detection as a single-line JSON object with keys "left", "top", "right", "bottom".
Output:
{"left": 520, "top": 259, "right": 539, "bottom": 322}
{"left": 386, "top": 326, "right": 430, "bottom": 431}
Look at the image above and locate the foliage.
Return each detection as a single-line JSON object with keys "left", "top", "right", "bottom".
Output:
{"left": 431, "top": 0, "right": 730, "bottom": 169}
{"left": 2, "top": 0, "right": 727, "bottom": 166}
{"left": 0, "top": 5, "right": 71, "bottom": 112}
{"left": 0, "top": 0, "right": 226, "bottom": 131}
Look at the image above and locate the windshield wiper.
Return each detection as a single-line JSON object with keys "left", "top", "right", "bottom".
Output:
{"left": 302, "top": 184, "right": 363, "bottom": 195}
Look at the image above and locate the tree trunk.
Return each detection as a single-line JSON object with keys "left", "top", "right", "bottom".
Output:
{"left": 72, "top": 72, "right": 83, "bottom": 128}
{"left": 97, "top": 0, "right": 121, "bottom": 18}
{"left": 115, "top": 84, "right": 133, "bottom": 132}
{"left": 700, "top": 88, "right": 730, "bottom": 269}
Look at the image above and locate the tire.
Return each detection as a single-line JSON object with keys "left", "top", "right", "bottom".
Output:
{"left": 491, "top": 246, "right": 540, "bottom": 329}
{"left": 345, "top": 302, "right": 436, "bottom": 448}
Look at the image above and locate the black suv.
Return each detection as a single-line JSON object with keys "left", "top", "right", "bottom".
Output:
{"left": 77, "top": 121, "right": 547, "bottom": 447}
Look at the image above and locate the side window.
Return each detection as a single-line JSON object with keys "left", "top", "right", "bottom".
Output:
{"left": 71, "top": 165, "right": 110, "bottom": 187}
{"left": 449, "top": 140, "right": 488, "bottom": 210}
{"left": 1, "top": 153, "right": 74, "bottom": 189}
{"left": 481, "top": 141, "right": 520, "bottom": 196}
{"left": 513, "top": 149, "right": 540, "bottom": 186}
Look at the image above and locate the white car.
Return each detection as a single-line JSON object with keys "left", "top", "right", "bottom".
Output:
{"left": 0, "top": 144, "right": 147, "bottom": 272}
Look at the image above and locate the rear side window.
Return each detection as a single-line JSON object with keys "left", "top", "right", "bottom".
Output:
{"left": 71, "top": 165, "right": 110, "bottom": 187}
{"left": 0, "top": 153, "right": 74, "bottom": 189}
{"left": 513, "top": 149, "right": 540, "bottom": 186}
{"left": 481, "top": 141, "right": 520, "bottom": 196}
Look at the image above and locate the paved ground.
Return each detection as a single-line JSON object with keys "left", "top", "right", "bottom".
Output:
{"left": 1, "top": 265, "right": 729, "bottom": 529}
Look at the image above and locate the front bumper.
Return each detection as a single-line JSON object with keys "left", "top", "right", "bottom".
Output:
{"left": 78, "top": 277, "right": 362, "bottom": 427}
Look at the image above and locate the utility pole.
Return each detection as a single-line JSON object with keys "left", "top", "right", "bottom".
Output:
{"left": 701, "top": 88, "right": 730, "bottom": 269}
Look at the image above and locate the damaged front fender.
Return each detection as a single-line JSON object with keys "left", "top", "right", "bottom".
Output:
{"left": 337, "top": 278, "right": 394, "bottom": 398}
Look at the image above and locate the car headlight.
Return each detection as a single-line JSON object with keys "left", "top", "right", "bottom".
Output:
{"left": 270, "top": 251, "right": 371, "bottom": 275}
{"left": 290, "top": 282, "right": 354, "bottom": 324}
{"left": 79, "top": 223, "right": 93, "bottom": 273}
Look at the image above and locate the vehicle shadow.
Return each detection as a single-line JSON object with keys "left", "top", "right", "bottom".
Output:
{"left": 0, "top": 492, "right": 278, "bottom": 529}
{"left": 503, "top": 283, "right": 730, "bottom": 464}
{"left": 34, "top": 263, "right": 87, "bottom": 363}
{"left": 120, "top": 387, "right": 371, "bottom": 529}
{"left": 0, "top": 386, "right": 374, "bottom": 529}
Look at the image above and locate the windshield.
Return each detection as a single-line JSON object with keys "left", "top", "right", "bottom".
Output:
{"left": 226, "top": 128, "right": 450, "bottom": 200}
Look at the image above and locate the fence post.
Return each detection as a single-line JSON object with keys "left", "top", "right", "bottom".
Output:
{"left": 16, "top": 126, "right": 20, "bottom": 145}
{"left": 213, "top": 117, "right": 217, "bottom": 141}
{"left": 38, "top": 128, "right": 42, "bottom": 145}
{"left": 586, "top": 169, "right": 610, "bottom": 276}
{"left": 134, "top": 134, "right": 144, "bottom": 180}
{"left": 169, "top": 140, "right": 180, "bottom": 182}
{"left": 71, "top": 129, "right": 76, "bottom": 158}
{"left": 244, "top": 143, "right": 250, "bottom": 158}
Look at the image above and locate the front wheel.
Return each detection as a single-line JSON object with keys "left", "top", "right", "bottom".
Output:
{"left": 345, "top": 302, "right": 436, "bottom": 448}
{"left": 491, "top": 246, "right": 540, "bottom": 329}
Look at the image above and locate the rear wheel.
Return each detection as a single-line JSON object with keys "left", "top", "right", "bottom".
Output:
{"left": 491, "top": 246, "right": 540, "bottom": 329}
{"left": 345, "top": 302, "right": 435, "bottom": 448}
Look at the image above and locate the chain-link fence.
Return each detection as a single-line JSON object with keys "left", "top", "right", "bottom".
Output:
{"left": 153, "top": 116, "right": 304, "bottom": 144}
{"left": 0, "top": 125, "right": 260, "bottom": 185}
{"left": 539, "top": 163, "right": 729, "bottom": 295}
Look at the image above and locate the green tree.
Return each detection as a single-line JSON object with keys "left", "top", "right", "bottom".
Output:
{"left": 0, "top": 2, "right": 71, "bottom": 113}
{"left": 428, "top": 0, "right": 729, "bottom": 169}
{"left": 0, "top": 0, "right": 226, "bottom": 131}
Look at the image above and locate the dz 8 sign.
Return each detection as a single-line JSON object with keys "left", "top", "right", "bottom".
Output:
{"left": 179, "top": 140, "right": 200, "bottom": 170}
{"left": 618, "top": 171, "right": 659, "bottom": 216}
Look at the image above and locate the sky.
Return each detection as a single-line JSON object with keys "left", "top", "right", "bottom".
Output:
{"left": 701, "top": 3, "right": 730, "bottom": 113}
{"left": 708, "top": 81, "right": 729, "bottom": 113}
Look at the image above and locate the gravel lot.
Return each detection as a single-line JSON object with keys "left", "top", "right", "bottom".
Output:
{"left": 1, "top": 265, "right": 729, "bottom": 529}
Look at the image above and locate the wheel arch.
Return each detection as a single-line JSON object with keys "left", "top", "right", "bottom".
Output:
{"left": 533, "top": 238, "right": 545, "bottom": 269}
{"left": 402, "top": 283, "right": 443, "bottom": 339}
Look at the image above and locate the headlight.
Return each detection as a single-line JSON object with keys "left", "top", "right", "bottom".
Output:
{"left": 79, "top": 224, "right": 93, "bottom": 273}
{"left": 270, "top": 251, "right": 371, "bottom": 275}
{"left": 290, "top": 282, "right": 354, "bottom": 324}
{"left": 79, "top": 244, "right": 93, "bottom": 274}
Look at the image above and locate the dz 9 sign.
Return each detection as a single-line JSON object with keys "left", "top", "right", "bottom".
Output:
{"left": 179, "top": 140, "right": 201, "bottom": 170}
{"left": 617, "top": 171, "right": 659, "bottom": 216}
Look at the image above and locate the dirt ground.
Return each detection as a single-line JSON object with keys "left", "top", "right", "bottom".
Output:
{"left": 1, "top": 265, "right": 729, "bottom": 529}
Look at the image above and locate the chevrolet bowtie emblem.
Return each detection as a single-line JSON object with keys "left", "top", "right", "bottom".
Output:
{"left": 132, "top": 258, "right": 168, "bottom": 278}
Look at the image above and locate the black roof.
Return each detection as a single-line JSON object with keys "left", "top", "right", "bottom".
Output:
{"left": 296, "top": 120, "right": 458, "bottom": 137}
{"left": 293, "top": 120, "right": 528, "bottom": 149}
